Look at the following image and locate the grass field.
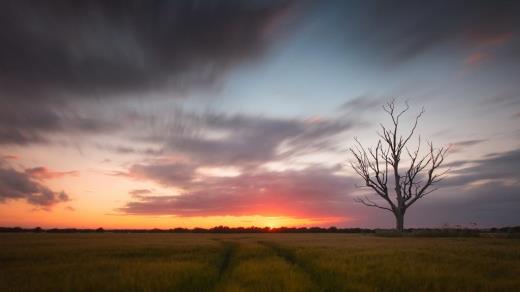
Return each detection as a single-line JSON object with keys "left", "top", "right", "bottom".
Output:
{"left": 1, "top": 233, "right": 519, "bottom": 291}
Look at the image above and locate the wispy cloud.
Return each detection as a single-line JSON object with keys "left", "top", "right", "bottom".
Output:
{"left": 25, "top": 167, "right": 79, "bottom": 180}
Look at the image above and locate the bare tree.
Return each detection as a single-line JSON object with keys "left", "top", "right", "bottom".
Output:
{"left": 349, "top": 100, "right": 449, "bottom": 232}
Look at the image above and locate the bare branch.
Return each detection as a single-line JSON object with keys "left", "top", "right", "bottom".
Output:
{"left": 354, "top": 196, "right": 393, "bottom": 212}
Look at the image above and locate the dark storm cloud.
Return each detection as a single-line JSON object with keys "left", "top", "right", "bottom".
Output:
{"left": 120, "top": 166, "right": 358, "bottom": 218}
{"left": 336, "top": 0, "right": 520, "bottom": 63}
{"left": 0, "top": 0, "right": 295, "bottom": 100}
{"left": 0, "top": 159, "right": 69, "bottom": 207}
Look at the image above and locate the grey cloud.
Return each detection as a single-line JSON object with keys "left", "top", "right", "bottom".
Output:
{"left": 0, "top": 100, "right": 141, "bottom": 145}
{"left": 0, "top": 100, "right": 123, "bottom": 145}
{"left": 0, "top": 160, "right": 69, "bottom": 207}
{"left": 153, "top": 111, "right": 356, "bottom": 166}
{"left": 95, "top": 144, "right": 163, "bottom": 156}
{"left": 168, "top": 114, "right": 302, "bottom": 165}
{"left": 129, "top": 162, "right": 196, "bottom": 187}
{"left": 0, "top": 128, "right": 46, "bottom": 145}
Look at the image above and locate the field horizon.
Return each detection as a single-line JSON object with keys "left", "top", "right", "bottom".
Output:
{"left": 2, "top": 225, "right": 520, "bottom": 234}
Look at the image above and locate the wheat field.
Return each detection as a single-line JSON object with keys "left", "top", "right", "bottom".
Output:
{"left": 1, "top": 233, "right": 519, "bottom": 291}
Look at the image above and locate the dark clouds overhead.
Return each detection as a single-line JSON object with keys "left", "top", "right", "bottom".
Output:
{"left": 0, "top": 0, "right": 299, "bottom": 147}
{"left": 0, "top": 0, "right": 294, "bottom": 100}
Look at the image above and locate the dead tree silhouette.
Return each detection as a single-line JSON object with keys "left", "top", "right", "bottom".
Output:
{"left": 349, "top": 100, "right": 449, "bottom": 232}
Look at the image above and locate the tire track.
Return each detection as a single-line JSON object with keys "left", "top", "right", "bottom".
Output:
{"left": 217, "top": 241, "right": 236, "bottom": 278}
{"left": 259, "top": 241, "right": 337, "bottom": 292}
{"left": 209, "top": 239, "right": 239, "bottom": 291}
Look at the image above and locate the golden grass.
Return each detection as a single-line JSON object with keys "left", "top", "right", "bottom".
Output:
{"left": 1, "top": 233, "right": 519, "bottom": 291}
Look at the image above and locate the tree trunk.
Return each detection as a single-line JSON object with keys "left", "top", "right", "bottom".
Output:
{"left": 395, "top": 212, "right": 404, "bottom": 232}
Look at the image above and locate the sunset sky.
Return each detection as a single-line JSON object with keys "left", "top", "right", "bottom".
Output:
{"left": 1, "top": 0, "right": 519, "bottom": 229}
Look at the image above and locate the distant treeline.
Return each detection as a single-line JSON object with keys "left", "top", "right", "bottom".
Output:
{"left": 1, "top": 226, "right": 520, "bottom": 234}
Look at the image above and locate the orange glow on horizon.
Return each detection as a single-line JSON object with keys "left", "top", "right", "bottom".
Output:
{"left": 0, "top": 200, "right": 348, "bottom": 229}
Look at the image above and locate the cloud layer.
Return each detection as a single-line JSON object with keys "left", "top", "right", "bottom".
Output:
{"left": 122, "top": 166, "right": 356, "bottom": 218}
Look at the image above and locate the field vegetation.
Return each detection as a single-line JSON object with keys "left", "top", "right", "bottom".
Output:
{"left": 1, "top": 233, "right": 519, "bottom": 291}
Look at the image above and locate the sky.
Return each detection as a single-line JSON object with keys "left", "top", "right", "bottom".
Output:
{"left": 0, "top": 0, "right": 519, "bottom": 229}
